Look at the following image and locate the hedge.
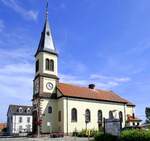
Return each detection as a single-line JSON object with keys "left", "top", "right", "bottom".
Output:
{"left": 94, "top": 129, "right": 150, "bottom": 141}
{"left": 120, "top": 129, "right": 150, "bottom": 141}
{"left": 95, "top": 132, "right": 118, "bottom": 141}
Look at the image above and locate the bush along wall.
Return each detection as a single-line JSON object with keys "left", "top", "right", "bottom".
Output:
{"left": 94, "top": 129, "right": 150, "bottom": 141}
{"left": 120, "top": 129, "right": 150, "bottom": 141}
{"left": 72, "top": 129, "right": 99, "bottom": 137}
{"left": 95, "top": 132, "right": 118, "bottom": 141}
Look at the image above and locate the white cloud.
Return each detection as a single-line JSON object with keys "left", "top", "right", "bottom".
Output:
{"left": 26, "top": 10, "right": 38, "bottom": 21}
{"left": 1, "top": 0, "right": 38, "bottom": 21}
{"left": 0, "top": 48, "right": 34, "bottom": 98}
{"left": 59, "top": 74, "right": 88, "bottom": 86}
{"left": 59, "top": 73, "right": 131, "bottom": 90}
{"left": 90, "top": 74, "right": 131, "bottom": 83}
{"left": 0, "top": 20, "right": 5, "bottom": 32}
{"left": 0, "top": 48, "right": 34, "bottom": 122}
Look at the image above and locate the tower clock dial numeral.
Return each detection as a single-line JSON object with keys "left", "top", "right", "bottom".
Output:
{"left": 46, "top": 82, "right": 53, "bottom": 90}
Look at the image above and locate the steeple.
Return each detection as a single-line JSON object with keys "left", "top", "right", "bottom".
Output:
{"left": 35, "top": 0, "right": 57, "bottom": 56}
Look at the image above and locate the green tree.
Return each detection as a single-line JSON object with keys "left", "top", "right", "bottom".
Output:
{"left": 145, "top": 107, "right": 150, "bottom": 123}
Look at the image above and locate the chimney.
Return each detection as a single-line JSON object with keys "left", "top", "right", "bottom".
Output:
{"left": 132, "top": 113, "right": 135, "bottom": 118}
{"left": 88, "top": 84, "right": 95, "bottom": 89}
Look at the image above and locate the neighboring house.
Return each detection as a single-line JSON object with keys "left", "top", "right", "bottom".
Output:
{"left": 32, "top": 2, "right": 141, "bottom": 135}
{"left": 7, "top": 105, "right": 32, "bottom": 135}
{"left": 0, "top": 123, "right": 7, "bottom": 133}
{"left": 126, "top": 114, "right": 142, "bottom": 126}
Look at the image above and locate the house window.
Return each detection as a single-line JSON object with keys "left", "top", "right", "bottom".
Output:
{"left": 109, "top": 111, "right": 114, "bottom": 119}
{"left": 27, "top": 108, "right": 31, "bottom": 114}
{"left": 36, "top": 60, "right": 39, "bottom": 72}
{"left": 19, "top": 117, "right": 22, "bottom": 123}
{"left": 98, "top": 110, "right": 103, "bottom": 123}
{"left": 71, "top": 108, "right": 77, "bottom": 122}
{"left": 11, "top": 116, "right": 13, "bottom": 122}
{"left": 58, "top": 111, "right": 61, "bottom": 122}
{"left": 19, "top": 125, "right": 22, "bottom": 133}
{"left": 26, "top": 125, "right": 31, "bottom": 132}
{"left": 48, "top": 106, "right": 52, "bottom": 113}
{"left": 27, "top": 117, "right": 30, "bottom": 123}
{"left": 46, "top": 58, "right": 50, "bottom": 70}
{"left": 49, "top": 59, "right": 54, "bottom": 71}
{"left": 85, "top": 109, "right": 91, "bottom": 123}
{"left": 19, "top": 107, "right": 23, "bottom": 113}
{"left": 119, "top": 111, "right": 123, "bottom": 123}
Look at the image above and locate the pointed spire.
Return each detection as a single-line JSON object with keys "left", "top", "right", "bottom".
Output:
{"left": 35, "top": 0, "right": 57, "bottom": 57}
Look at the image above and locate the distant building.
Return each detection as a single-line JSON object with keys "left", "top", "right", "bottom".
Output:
{"left": 0, "top": 123, "right": 7, "bottom": 133}
{"left": 7, "top": 105, "right": 33, "bottom": 135}
{"left": 126, "top": 114, "right": 142, "bottom": 126}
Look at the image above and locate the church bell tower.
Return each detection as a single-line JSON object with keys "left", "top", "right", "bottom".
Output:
{"left": 32, "top": 1, "right": 59, "bottom": 134}
{"left": 34, "top": 3, "right": 58, "bottom": 95}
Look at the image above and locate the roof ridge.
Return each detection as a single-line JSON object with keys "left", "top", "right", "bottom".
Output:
{"left": 58, "top": 82, "right": 134, "bottom": 105}
{"left": 59, "top": 82, "right": 111, "bottom": 92}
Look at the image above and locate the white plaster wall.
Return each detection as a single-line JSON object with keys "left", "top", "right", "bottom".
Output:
{"left": 40, "top": 99, "right": 58, "bottom": 133}
{"left": 126, "top": 106, "right": 134, "bottom": 116}
{"left": 39, "top": 97, "right": 135, "bottom": 134}
{"left": 57, "top": 99, "right": 64, "bottom": 132}
{"left": 12, "top": 115, "right": 32, "bottom": 134}
{"left": 35, "top": 53, "right": 43, "bottom": 75}
{"left": 63, "top": 98, "right": 126, "bottom": 133}
{"left": 43, "top": 77, "right": 56, "bottom": 93}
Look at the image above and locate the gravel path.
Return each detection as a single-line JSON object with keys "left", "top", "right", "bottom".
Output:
{"left": 0, "top": 137, "right": 93, "bottom": 141}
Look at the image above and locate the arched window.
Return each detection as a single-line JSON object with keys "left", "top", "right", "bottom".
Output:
{"left": 85, "top": 109, "right": 91, "bottom": 123}
{"left": 71, "top": 108, "right": 77, "bottom": 122}
{"left": 119, "top": 111, "right": 123, "bottom": 123}
{"left": 36, "top": 60, "right": 39, "bottom": 72}
{"left": 49, "top": 59, "right": 54, "bottom": 71}
{"left": 109, "top": 111, "right": 114, "bottom": 119}
{"left": 98, "top": 110, "right": 103, "bottom": 123}
{"left": 58, "top": 111, "right": 61, "bottom": 122}
{"left": 48, "top": 106, "right": 52, "bottom": 113}
{"left": 46, "top": 58, "right": 50, "bottom": 70}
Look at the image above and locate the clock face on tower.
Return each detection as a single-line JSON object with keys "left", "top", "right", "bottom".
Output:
{"left": 46, "top": 82, "right": 53, "bottom": 90}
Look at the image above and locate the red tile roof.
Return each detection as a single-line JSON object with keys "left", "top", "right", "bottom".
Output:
{"left": 0, "top": 123, "right": 6, "bottom": 130}
{"left": 58, "top": 83, "right": 133, "bottom": 105}
{"left": 127, "top": 115, "right": 142, "bottom": 122}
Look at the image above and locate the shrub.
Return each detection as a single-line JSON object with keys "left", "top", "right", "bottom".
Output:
{"left": 120, "top": 129, "right": 150, "bottom": 141}
{"left": 73, "top": 129, "right": 98, "bottom": 137}
{"left": 95, "top": 132, "right": 118, "bottom": 141}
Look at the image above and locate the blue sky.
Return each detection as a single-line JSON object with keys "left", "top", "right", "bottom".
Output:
{"left": 0, "top": 0, "right": 150, "bottom": 122}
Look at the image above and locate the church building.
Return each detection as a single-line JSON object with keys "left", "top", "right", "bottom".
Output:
{"left": 32, "top": 3, "right": 140, "bottom": 135}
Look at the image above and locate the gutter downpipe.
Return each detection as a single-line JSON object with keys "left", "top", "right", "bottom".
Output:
{"left": 66, "top": 97, "right": 68, "bottom": 135}
{"left": 124, "top": 104, "right": 126, "bottom": 127}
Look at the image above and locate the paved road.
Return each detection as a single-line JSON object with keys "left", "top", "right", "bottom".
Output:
{"left": 0, "top": 137, "right": 93, "bottom": 141}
